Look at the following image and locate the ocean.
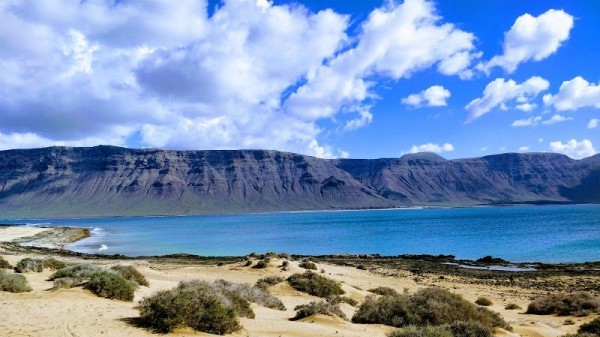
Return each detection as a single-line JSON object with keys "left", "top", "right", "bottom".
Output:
{"left": 2, "top": 204, "right": 599, "bottom": 262}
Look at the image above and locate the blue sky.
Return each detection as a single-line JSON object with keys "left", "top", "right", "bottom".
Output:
{"left": 0, "top": 0, "right": 598, "bottom": 159}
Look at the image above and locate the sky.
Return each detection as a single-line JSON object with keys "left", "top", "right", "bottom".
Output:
{"left": 0, "top": 0, "right": 599, "bottom": 160}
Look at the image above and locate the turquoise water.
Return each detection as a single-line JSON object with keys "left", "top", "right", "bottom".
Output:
{"left": 2, "top": 204, "right": 599, "bottom": 262}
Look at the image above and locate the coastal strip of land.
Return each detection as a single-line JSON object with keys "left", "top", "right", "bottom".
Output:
{"left": 0, "top": 226, "right": 598, "bottom": 337}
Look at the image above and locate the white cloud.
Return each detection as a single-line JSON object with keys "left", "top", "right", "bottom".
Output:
{"left": 543, "top": 77, "right": 600, "bottom": 111}
{"left": 407, "top": 142, "right": 454, "bottom": 154}
{"left": 589, "top": 119, "right": 600, "bottom": 129}
{"left": 515, "top": 103, "right": 537, "bottom": 112}
{"left": 518, "top": 146, "right": 529, "bottom": 152}
{"left": 549, "top": 139, "right": 597, "bottom": 159}
{"left": 285, "top": 0, "right": 478, "bottom": 120}
{"left": 465, "top": 76, "right": 549, "bottom": 122}
{"left": 512, "top": 116, "right": 542, "bottom": 127}
{"left": 0, "top": 0, "right": 480, "bottom": 157}
{"left": 478, "top": 9, "right": 574, "bottom": 73}
{"left": 541, "top": 114, "right": 573, "bottom": 125}
{"left": 511, "top": 114, "right": 572, "bottom": 127}
{"left": 538, "top": 138, "right": 544, "bottom": 143}
{"left": 402, "top": 85, "right": 451, "bottom": 107}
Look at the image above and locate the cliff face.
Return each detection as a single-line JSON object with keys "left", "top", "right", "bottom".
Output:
{"left": 0, "top": 146, "right": 598, "bottom": 218}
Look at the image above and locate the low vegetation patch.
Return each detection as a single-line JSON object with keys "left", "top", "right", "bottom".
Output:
{"left": 387, "top": 321, "right": 493, "bottom": 337}
{"left": 252, "top": 259, "right": 269, "bottom": 269}
{"left": 287, "top": 271, "right": 345, "bottom": 298}
{"left": 475, "top": 297, "right": 493, "bottom": 306}
{"left": 505, "top": 303, "right": 521, "bottom": 310}
{"left": 578, "top": 317, "right": 600, "bottom": 335}
{"left": 328, "top": 295, "right": 359, "bottom": 307}
{"left": 0, "top": 256, "right": 11, "bottom": 269}
{"left": 0, "top": 270, "right": 32, "bottom": 293}
{"left": 388, "top": 326, "right": 452, "bottom": 337}
{"left": 255, "top": 276, "right": 284, "bottom": 289}
{"left": 352, "top": 287, "right": 509, "bottom": 332}
{"left": 50, "top": 264, "right": 148, "bottom": 301}
{"left": 526, "top": 292, "right": 600, "bottom": 316}
{"left": 299, "top": 261, "right": 318, "bottom": 270}
{"left": 85, "top": 270, "right": 135, "bottom": 301}
{"left": 369, "top": 286, "right": 400, "bottom": 297}
{"left": 138, "top": 279, "right": 286, "bottom": 334}
{"left": 110, "top": 265, "right": 149, "bottom": 286}
{"left": 291, "top": 300, "right": 347, "bottom": 321}
{"left": 138, "top": 281, "right": 241, "bottom": 334}
{"left": 15, "top": 258, "right": 66, "bottom": 273}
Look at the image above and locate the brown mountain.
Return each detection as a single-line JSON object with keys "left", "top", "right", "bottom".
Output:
{"left": 0, "top": 146, "right": 598, "bottom": 218}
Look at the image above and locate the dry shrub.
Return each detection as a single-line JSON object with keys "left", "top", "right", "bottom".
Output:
{"left": 15, "top": 258, "right": 66, "bottom": 273}
{"left": 526, "top": 293, "right": 600, "bottom": 316}
{"left": 138, "top": 279, "right": 286, "bottom": 334}
{"left": 287, "top": 271, "right": 345, "bottom": 298}
{"left": 0, "top": 270, "right": 32, "bottom": 293}
{"left": 352, "top": 287, "right": 509, "bottom": 332}
{"left": 291, "top": 300, "right": 347, "bottom": 321}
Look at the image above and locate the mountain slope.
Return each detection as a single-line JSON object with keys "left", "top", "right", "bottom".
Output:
{"left": 0, "top": 146, "right": 598, "bottom": 218}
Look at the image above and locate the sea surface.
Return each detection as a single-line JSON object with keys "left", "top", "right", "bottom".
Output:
{"left": 2, "top": 204, "right": 599, "bottom": 262}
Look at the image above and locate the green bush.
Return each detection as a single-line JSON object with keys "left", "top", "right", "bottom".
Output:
{"left": 255, "top": 276, "right": 284, "bottom": 289}
{"left": 110, "top": 265, "right": 149, "bottom": 287}
{"left": 505, "top": 303, "right": 521, "bottom": 310}
{"left": 526, "top": 292, "right": 600, "bottom": 316}
{"left": 291, "top": 300, "right": 347, "bottom": 321}
{"left": 388, "top": 325, "right": 453, "bottom": 337}
{"left": 475, "top": 297, "right": 493, "bottom": 306}
{"left": 15, "top": 258, "right": 66, "bottom": 273}
{"left": 369, "top": 286, "right": 400, "bottom": 297}
{"left": 579, "top": 317, "right": 600, "bottom": 335}
{"left": 50, "top": 264, "right": 100, "bottom": 288}
{"left": 252, "top": 259, "right": 269, "bottom": 269}
{"left": 352, "top": 287, "right": 509, "bottom": 331}
{"left": 0, "top": 256, "right": 12, "bottom": 269}
{"left": 0, "top": 270, "right": 32, "bottom": 293}
{"left": 211, "top": 279, "right": 286, "bottom": 312}
{"left": 85, "top": 271, "right": 135, "bottom": 301}
{"left": 299, "top": 261, "right": 318, "bottom": 270}
{"left": 387, "top": 321, "right": 492, "bottom": 337}
{"left": 448, "top": 321, "right": 492, "bottom": 337}
{"left": 287, "top": 271, "right": 345, "bottom": 298}
{"left": 138, "top": 281, "right": 241, "bottom": 334}
{"left": 327, "top": 295, "right": 358, "bottom": 307}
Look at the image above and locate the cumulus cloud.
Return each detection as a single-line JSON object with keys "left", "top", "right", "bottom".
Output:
{"left": 478, "top": 9, "right": 574, "bottom": 74}
{"left": 465, "top": 76, "right": 549, "bottom": 122}
{"left": 515, "top": 103, "right": 537, "bottom": 112}
{"left": 518, "top": 146, "right": 529, "bottom": 152}
{"left": 402, "top": 85, "right": 451, "bottom": 107}
{"left": 549, "top": 139, "right": 596, "bottom": 159}
{"left": 407, "top": 142, "right": 454, "bottom": 154}
{"left": 543, "top": 76, "right": 600, "bottom": 111}
{"left": 0, "top": 0, "right": 479, "bottom": 157}
{"left": 512, "top": 116, "right": 542, "bottom": 127}
{"left": 589, "top": 119, "right": 599, "bottom": 129}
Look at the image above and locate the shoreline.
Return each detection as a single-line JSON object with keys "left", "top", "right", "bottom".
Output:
{"left": 0, "top": 201, "right": 593, "bottom": 221}
{"left": 1, "top": 223, "right": 599, "bottom": 266}
{"left": 1, "top": 225, "right": 599, "bottom": 337}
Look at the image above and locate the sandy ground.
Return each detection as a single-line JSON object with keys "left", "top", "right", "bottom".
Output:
{"left": 0, "top": 226, "right": 53, "bottom": 242}
{"left": 0, "top": 229, "right": 597, "bottom": 337}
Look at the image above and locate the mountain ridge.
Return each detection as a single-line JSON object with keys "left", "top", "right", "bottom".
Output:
{"left": 0, "top": 146, "right": 598, "bottom": 218}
